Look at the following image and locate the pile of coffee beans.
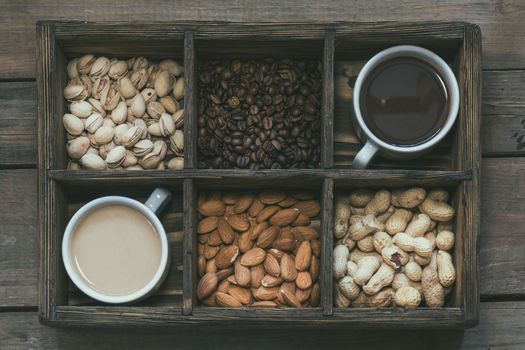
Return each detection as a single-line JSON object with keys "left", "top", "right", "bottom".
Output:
{"left": 197, "top": 59, "right": 322, "bottom": 169}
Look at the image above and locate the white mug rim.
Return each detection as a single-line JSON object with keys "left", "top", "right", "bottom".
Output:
{"left": 353, "top": 45, "right": 460, "bottom": 153}
{"left": 62, "top": 196, "right": 169, "bottom": 304}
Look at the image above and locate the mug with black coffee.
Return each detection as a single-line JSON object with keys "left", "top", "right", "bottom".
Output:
{"left": 352, "top": 45, "right": 459, "bottom": 168}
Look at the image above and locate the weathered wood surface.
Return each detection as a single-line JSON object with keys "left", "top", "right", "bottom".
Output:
{"left": 0, "top": 158, "right": 522, "bottom": 309}
{"left": 0, "top": 0, "right": 524, "bottom": 79}
{"left": 1, "top": 302, "right": 524, "bottom": 349}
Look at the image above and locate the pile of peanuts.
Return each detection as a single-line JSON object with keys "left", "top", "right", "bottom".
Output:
{"left": 333, "top": 188, "right": 456, "bottom": 308}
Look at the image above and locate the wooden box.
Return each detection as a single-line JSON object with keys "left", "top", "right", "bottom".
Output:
{"left": 37, "top": 21, "right": 481, "bottom": 328}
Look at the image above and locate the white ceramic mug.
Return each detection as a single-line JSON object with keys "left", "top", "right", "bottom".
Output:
{"left": 62, "top": 188, "right": 172, "bottom": 304}
{"left": 352, "top": 45, "right": 460, "bottom": 169}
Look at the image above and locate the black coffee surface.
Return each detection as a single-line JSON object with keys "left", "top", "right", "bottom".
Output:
{"left": 360, "top": 57, "right": 449, "bottom": 146}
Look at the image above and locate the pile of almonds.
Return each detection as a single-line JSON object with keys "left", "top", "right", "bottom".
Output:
{"left": 333, "top": 188, "right": 456, "bottom": 308}
{"left": 63, "top": 54, "right": 185, "bottom": 170}
{"left": 196, "top": 190, "right": 321, "bottom": 308}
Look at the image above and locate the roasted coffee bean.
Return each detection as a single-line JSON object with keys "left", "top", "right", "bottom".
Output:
{"left": 197, "top": 59, "right": 321, "bottom": 169}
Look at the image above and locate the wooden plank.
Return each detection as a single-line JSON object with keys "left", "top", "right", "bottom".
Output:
{"left": 0, "top": 302, "right": 524, "bottom": 348}
{"left": 321, "top": 30, "right": 334, "bottom": 168}
{"left": 0, "top": 170, "right": 37, "bottom": 308}
{"left": 1, "top": 1, "right": 525, "bottom": 79}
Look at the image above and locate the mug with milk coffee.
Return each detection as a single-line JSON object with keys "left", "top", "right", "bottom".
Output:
{"left": 352, "top": 45, "right": 460, "bottom": 168}
{"left": 62, "top": 188, "right": 172, "bottom": 304}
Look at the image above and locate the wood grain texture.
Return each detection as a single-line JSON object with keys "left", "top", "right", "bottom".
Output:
{"left": 1, "top": 302, "right": 524, "bottom": 348}
{"left": 0, "top": 0, "right": 524, "bottom": 79}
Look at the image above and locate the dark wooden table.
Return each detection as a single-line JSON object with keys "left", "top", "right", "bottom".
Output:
{"left": 1, "top": 1, "right": 524, "bottom": 349}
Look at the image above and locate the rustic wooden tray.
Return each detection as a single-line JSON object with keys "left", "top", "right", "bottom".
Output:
{"left": 37, "top": 21, "right": 481, "bottom": 328}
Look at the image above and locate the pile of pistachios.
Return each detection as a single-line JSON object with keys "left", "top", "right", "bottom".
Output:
{"left": 63, "top": 55, "right": 185, "bottom": 170}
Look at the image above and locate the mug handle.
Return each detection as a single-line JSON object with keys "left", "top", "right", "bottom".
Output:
{"left": 352, "top": 141, "right": 379, "bottom": 169}
{"left": 144, "top": 188, "right": 172, "bottom": 214}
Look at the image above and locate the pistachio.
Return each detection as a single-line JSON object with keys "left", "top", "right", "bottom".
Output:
{"left": 63, "top": 113, "right": 84, "bottom": 135}
{"left": 77, "top": 54, "right": 96, "bottom": 75}
{"left": 121, "top": 150, "right": 138, "bottom": 167}
{"left": 172, "top": 109, "right": 184, "bottom": 128}
{"left": 80, "top": 153, "right": 106, "bottom": 169}
{"left": 154, "top": 70, "right": 174, "bottom": 97}
{"left": 123, "top": 126, "right": 142, "bottom": 147}
{"left": 100, "top": 83, "right": 121, "bottom": 111}
{"left": 79, "top": 75, "right": 92, "bottom": 98}
{"left": 110, "top": 101, "right": 128, "bottom": 124}
{"left": 67, "top": 58, "right": 79, "bottom": 79}
{"left": 141, "top": 88, "right": 157, "bottom": 104}
{"left": 134, "top": 119, "right": 148, "bottom": 138}
{"left": 70, "top": 100, "right": 93, "bottom": 118}
{"left": 113, "top": 124, "right": 129, "bottom": 145}
{"left": 84, "top": 113, "right": 104, "bottom": 133}
{"left": 106, "top": 145, "right": 127, "bottom": 168}
{"left": 160, "top": 95, "right": 179, "bottom": 114}
{"left": 130, "top": 68, "right": 148, "bottom": 90}
{"left": 173, "top": 77, "right": 184, "bottom": 100}
{"left": 90, "top": 57, "right": 110, "bottom": 79}
{"left": 67, "top": 136, "right": 90, "bottom": 159}
{"left": 88, "top": 97, "right": 106, "bottom": 117}
{"left": 102, "top": 118, "right": 116, "bottom": 128}
{"left": 67, "top": 160, "right": 81, "bottom": 170}
{"left": 139, "top": 151, "right": 161, "bottom": 169}
{"left": 64, "top": 84, "right": 87, "bottom": 102}
{"left": 94, "top": 126, "right": 115, "bottom": 145}
{"left": 159, "top": 112, "right": 175, "bottom": 136}
{"left": 133, "top": 139, "right": 154, "bottom": 157}
{"left": 87, "top": 146, "right": 99, "bottom": 155}
{"left": 152, "top": 140, "right": 168, "bottom": 160}
{"left": 108, "top": 60, "right": 128, "bottom": 80}
{"left": 147, "top": 123, "right": 162, "bottom": 137}
{"left": 126, "top": 164, "right": 143, "bottom": 170}
{"left": 146, "top": 64, "right": 161, "bottom": 88}
{"left": 167, "top": 157, "right": 184, "bottom": 169}
{"left": 87, "top": 132, "right": 98, "bottom": 148}
{"left": 169, "top": 129, "right": 184, "bottom": 155}
{"left": 98, "top": 141, "right": 116, "bottom": 159}
{"left": 132, "top": 56, "right": 149, "bottom": 71}
{"left": 92, "top": 76, "right": 110, "bottom": 100}
{"left": 126, "top": 57, "right": 136, "bottom": 70}
{"left": 130, "top": 93, "right": 146, "bottom": 117}
{"left": 157, "top": 162, "right": 166, "bottom": 170}
{"left": 159, "top": 59, "right": 184, "bottom": 77}
{"left": 117, "top": 77, "right": 137, "bottom": 99}
{"left": 146, "top": 101, "right": 165, "bottom": 119}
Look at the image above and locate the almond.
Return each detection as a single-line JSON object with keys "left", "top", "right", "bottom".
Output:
{"left": 234, "top": 260, "right": 251, "bottom": 287}
{"left": 294, "top": 200, "right": 320, "bottom": 218}
{"left": 310, "top": 282, "right": 321, "bottom": 306}
{"left": 226, "top": 214, "right": 250, "bottom": 231}
{"left": 241, "top": 247, "right": 266, "bottom": 266}
{"left": 250, "top": 221, "right": 270, "bottom": 240}
{"left": 198, "top": 200, "right": 226, "bottom": 216}
{"left": 198, "top": 243, "right": 205, "bottom": 255}
{"left": 250, "top": 264, "right": 265, "bottom": 288}
{"left": 216, "top": 267, "right": 234, "bottom": 281}
{"left": 292, "top": 213, "right": 311, "bottom": 226}
{"left": 215, "top": 245, "right": 239, "bottom": 269}
{"left": 296, "top": 271, "right": 313, "bottom": 290}
{"left": 256, "top": 225, "right": 280, "bottom": 248}
{"left": 296, "top": 287, "right": 312, "bottom": 304}
{"left": 256, "top": 205, "right": 280, "bottom": 223}
{"left": 227, "top": 275, "right": 238, "bottom": 285}
{"left": 222, "top": 192, "right": 239, "bottom": 205}
{"left": 217, "top": 279, "right": 230, "bottom": 293}
{"left": 234, "top": 193, "right": 255, "bottom": 214}
{"left": 309, "top": 256, "right": 320, "bottom": 281}
{"left": 311, "top": 239, "right": 321, "bottom": 257}
{"left": 227, "top": 285, "right": 252, "bottom": 305}
{"left": 272, "top": 238, "right": 296, "bottom": 252}
{"left": 206, "top": 258, "right": 217, "bottom": 273}
{"left": 263, "top": 254, "right": 281, "bottom": 277}
{"left": 268, "top": 248, "right": 285, "bottom": 261}
{"left": 262, "top": 275, "right": 283, "bottom": 288}
{"left": 254, "top": 286, "right": 279, "bottom": 301}
{"left": 280, "top": 253, "right": 297, "bottom": 282}
{"left": 251, "top": 301, "right": 278, "bottom": 308}
{"left": 248, "top": 198, "right": 265, "bottom": 217}
{"left": 197, "top": 272, "right": 218, "bottom": 300}
{"left": 238, "top": 230, "right": 253, "bottom": 253}
{"left": 217, "top": 218, "right": 235, "bottom": 244}
{"left": 279, "top": 227, "right": 294, "bottom": 241}
{"left": 295, "top": 241, "right": 312, "bottom": 271}
{"left": 215, "top": 291, "right": 242, "bottom": 307}
{"left": 291, "top": 228, "right": 305, "bottom": 243}
{"left": 278, "top": 196, "right": 298, "bottom": 208}
{"left": 259, "top": 190, "right": 287, "bottom": 204}
{"left": 291, "top": 226, "right": 319, "bottom": 240}
{"left": 197, "top": 216, "right": 219, "bottom": 234}
{"left": 277, "top": 281, "right": 296, "bottom": 305}
{"left": 269, "top": 208, "right": 301, "bottom": 227}
{"left": 207, "top": 229, "right": 223, "bottom": 246}
{"left": 280, "top": 286, "right": 301, "bottom": 307}
{"left": 198, "top": 256, "right": 206, "bottom": 277}
{"left": 204, "top": 244, "right": 220, "bottom": 259}
{"left": 198, "top": 234, "right": 209, "bottom": 244}
{"left": 201, "top": 293, "right": 217, "bottom": 306}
